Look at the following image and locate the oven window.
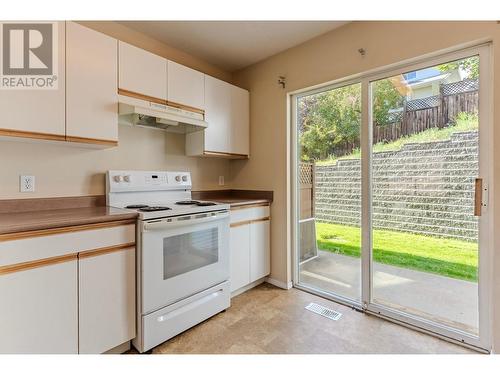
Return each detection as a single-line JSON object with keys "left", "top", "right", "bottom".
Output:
{"left": 163, "top": 228, "right": 219, "bottom": 279}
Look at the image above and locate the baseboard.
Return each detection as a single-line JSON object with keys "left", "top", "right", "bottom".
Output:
{"left": 105, "top": 340, "right": 131, "bottom": 354}
{"left": 265, "top": 277, "right": 293, "bottom": 290}
{"left": 231, "top": 278, "right": 266, "bottom": 298}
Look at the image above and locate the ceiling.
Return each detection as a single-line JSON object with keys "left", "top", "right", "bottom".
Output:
{"left": 118, "top": 21, "right": 348, "bottom": 72}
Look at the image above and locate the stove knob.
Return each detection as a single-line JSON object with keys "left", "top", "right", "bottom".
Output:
{"left": 182, "top": 175, "right": 188, "bottom": 182}
{"left": 113, "top": 175, "right": 123, "bottom": 183}
{"left": 123, "top": 175, "right": 131, "bottom": 183}
{"left": 175, "top": 175, "right": 181, "bottom": 182}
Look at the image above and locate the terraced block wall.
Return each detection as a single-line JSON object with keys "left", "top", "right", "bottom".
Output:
{"left": 314, "top": 131, "right": 479, "bottom": 241}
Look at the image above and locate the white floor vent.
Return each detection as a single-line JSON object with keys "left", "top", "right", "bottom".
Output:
{"left": 305, "top": 302, "right": 342, "bottom": 321}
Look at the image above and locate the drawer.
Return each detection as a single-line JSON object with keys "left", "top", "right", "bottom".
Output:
{"left": 141, "top": 281, "right": 230, "bottom": 352}
{"left": 230, "top": 205, "right": 270, "bottom": 224}
{"left": 0, "top": 223, "right": 135, "bottom": 266}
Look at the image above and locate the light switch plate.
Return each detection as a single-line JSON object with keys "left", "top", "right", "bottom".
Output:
{"left": 218, "top": 175, "right": 225, "bottom": 186}
{"left": 20, "top": 175, "right": 35, "bottom": 192}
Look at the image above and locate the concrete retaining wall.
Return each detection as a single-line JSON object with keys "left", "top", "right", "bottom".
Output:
{"left": 315, "top": 131, "right": 478, "bottom": 241}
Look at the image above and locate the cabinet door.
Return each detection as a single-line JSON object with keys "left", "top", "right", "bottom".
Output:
{"left": 230, "top": 224, "right": 251, "bottom": 292}
{"left": 0, "top": 21, "right": 65, "bottom": 139}
{"left": 0, "top": 260, "right": 78, "bottom": 354}
{"left": 78, "top": 247, "right": 135, "bottom": 354}
{"left": 119, "top": 41, "right": 167, "bottom": 100}
{"left": 230, "top": 85, "right": 250, "bottom": 156}
{"left": 204, "top": 75, "right": 231, "bottom": 153}
{"left": 250, "top": 219, "right": 271, "bottom": 282}
{"left": 66, "top": 22, "right": 118, "bottom": 143}
{"left": 167, "top": 60, "right": 204, "bottom": 110}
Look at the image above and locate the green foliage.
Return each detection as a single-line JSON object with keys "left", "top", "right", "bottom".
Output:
{"left": 315, "top": 111, "right": 478, "bottom": 166}
{"left": 299, "top": 79, "right": 404, "bottom": 162}
{"left": 371, "top": 78, "right": 405, "bottom": 126}
{"left": 438, "top": 56, "right": 479, "bottom": 79}
{"left": 299, "top": 84, "right": 361, "bottom": 161}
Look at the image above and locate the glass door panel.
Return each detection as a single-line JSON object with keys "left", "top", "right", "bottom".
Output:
{"left": 369, "top": 55, "right": 481, "bottom": 335}
{"left": 296, "top": 82, "right": 362, "bottom": 302}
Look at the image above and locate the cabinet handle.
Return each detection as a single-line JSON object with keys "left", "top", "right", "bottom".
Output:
{"left": 474, "top": 178, "right": 482, "bottom": 216}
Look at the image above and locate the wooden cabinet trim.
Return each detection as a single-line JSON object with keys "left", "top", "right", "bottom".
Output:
{"left": 0, "top": 253, "right": 77, "bottom": 275}
{"left": 203, "top": 151, "right": 249, "bottom": 159}
{"left": 0, "top": 128, "right": 66, "bottom": 142}
{"left": 118, "top": 88, "right": 167, "bottom": 105}
{"left": 230, "top": 203, "right": 270, "bottom": 211}
{"left": 78, "top": 243, "right": 135, "bottom": 259}
{"left": 0, "top": 219, "right": 136, "bottom": 242}
{"left": 65, "top": 136, "right": 118, "bottom": 147}
{"left": 118, "top": 89, "right": 205, "bottom": 115}
{"left": 230, "top": 216, "right": 270, "bottom": 228}
{"left": 0, "top": 243, "right": 135, "bottom": 275}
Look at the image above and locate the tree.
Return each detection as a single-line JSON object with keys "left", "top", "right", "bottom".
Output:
{"left": 438, "top": 56, "right": 479, "bottom": 79}
{"left": 371, "top": 78, "right": 405, "bottom": 126}
{"left": 299, "top": 84, "right": 361, "bottom": 161}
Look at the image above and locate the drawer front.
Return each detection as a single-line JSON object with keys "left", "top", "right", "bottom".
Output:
{"left": 0, "top": 224, "right": 135, "bottom": 266}
{"left": 230, "top": 205, "right": 270, "bottom": 224}
{"left": 141, "top": 281, "right": 230, "bottom": 352}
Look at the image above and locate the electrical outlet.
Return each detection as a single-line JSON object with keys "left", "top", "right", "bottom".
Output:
{"left": 218, "top": 175, "right": 225, "bottom": 186}
{"left": 20, "top": 175, "right": 35, "bottom": 192}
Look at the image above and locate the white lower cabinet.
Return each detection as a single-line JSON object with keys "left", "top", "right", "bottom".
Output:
{"left": 0, "top": 223, "right": 136, "bottom": 354}
{"left": 229, "top": 205, "right": 270, "bottom": 294}
{"left": 78, "top": 247, "right": 135, "bottom": 354}
{"left": 250, "top": 219, "right": 271, "bottom": 281}
{"left": 0, "top": 260, "right": 78, "bottom": 354}
{"left": 230, "top": 224, "right": 251, "bottom": 292}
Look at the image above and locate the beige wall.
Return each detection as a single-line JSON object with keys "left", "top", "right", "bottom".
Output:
{"left": 0, "top": 21, "right": 233, "bottom": 199}
{"left": 0, "top": 126, "right": 230, "bottom": 198}
{"left": 231, "top": 21, "right": 500, "bottom": 350}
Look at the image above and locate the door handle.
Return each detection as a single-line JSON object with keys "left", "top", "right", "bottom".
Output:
{"left": 474, "top": 178, "right": 482, "bottom": 216}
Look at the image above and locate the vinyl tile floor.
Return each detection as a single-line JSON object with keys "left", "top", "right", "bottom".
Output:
{"left": 141, "top": 283, "right": 476, "bottom": 354}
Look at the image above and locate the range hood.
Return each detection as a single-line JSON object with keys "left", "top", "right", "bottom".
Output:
{"left": 118, "top": 94, "right": 208, "bottom": 134}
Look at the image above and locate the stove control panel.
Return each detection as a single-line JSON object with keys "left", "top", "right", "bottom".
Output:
{"left": 107, "top": 170, "right": 192, "bottom": 192}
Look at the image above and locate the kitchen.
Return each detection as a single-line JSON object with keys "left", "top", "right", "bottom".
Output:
{"left": 1, "top": 2, "right": 500, "bottom": 374}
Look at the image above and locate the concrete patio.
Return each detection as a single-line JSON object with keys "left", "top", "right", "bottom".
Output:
{"left": 299, "top": 250, "right": 478, "bottom": 334}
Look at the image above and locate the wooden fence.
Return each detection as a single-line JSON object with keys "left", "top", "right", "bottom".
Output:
{"left": 330, "top": 79, "right": 479, "bottom": 156}
{"left": 373, "top": 87, "right": 478, "bottom": 145}
{"left": 299, "top": 162, "right": 315, "bottom": 220}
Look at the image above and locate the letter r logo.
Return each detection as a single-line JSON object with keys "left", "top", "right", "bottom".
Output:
{"left": 2, "top": 23, "right": 53, "bottom": 75}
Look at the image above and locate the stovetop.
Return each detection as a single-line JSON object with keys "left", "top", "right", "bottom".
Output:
{"left": 106, "top": 170, "right": 229, "bottom": 220}
{"left": 121, "top": 200, "right": 229, "bottom": 220}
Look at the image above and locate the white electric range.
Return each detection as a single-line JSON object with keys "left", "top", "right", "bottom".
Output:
{"left": 107, "top": 170, "right": 231, "bottom": 353}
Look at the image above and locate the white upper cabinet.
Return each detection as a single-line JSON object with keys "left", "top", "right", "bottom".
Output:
{"left": 186, "top": 74, "right": 249, "bottom": 159}
{"left": 204, "top": 74, "right": 231, "bottom": 153}
{"left": 167, "top": 60, "right": 205, "bottom": 110}
{"left": 66, "top": 22, "right": 118, "bottom": 144}
{"left": 0, "top": 21, "right": 66, "bottom": 139}
{"left": 230, "top": 85, "right": 250, "bottom": 156}
{"left": 119, "top": 41, "right": 167, "bottom": 100}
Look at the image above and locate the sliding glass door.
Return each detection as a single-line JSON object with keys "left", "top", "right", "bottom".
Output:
{"left": 292, "top": 45, "right": 491, "bottom": 350}
{"left": 295, "top": 82, "right": 362, "bottom": 304}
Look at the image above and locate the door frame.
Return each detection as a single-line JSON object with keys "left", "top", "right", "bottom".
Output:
{"left": 289, "top": 42, "right": 493, "bottom": 351}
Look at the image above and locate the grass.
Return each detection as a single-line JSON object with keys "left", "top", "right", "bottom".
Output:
{"left": 315, "top": 113, "right": 478, "bottom": 166}
{"left": 316, "top": 222, "right": 478, "bottom": 282}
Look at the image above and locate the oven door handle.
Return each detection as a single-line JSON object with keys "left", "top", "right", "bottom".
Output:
{"left": 142, "top": 212, "right": 229, "bottom": 231}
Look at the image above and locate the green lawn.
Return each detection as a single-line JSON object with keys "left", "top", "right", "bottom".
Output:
{"left": 316, "top": 222, "right": 478, "bottom": 282}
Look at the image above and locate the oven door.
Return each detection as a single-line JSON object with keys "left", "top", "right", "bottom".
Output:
{"left": 141, "top": 210, "right": 230, "bottom": 314}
